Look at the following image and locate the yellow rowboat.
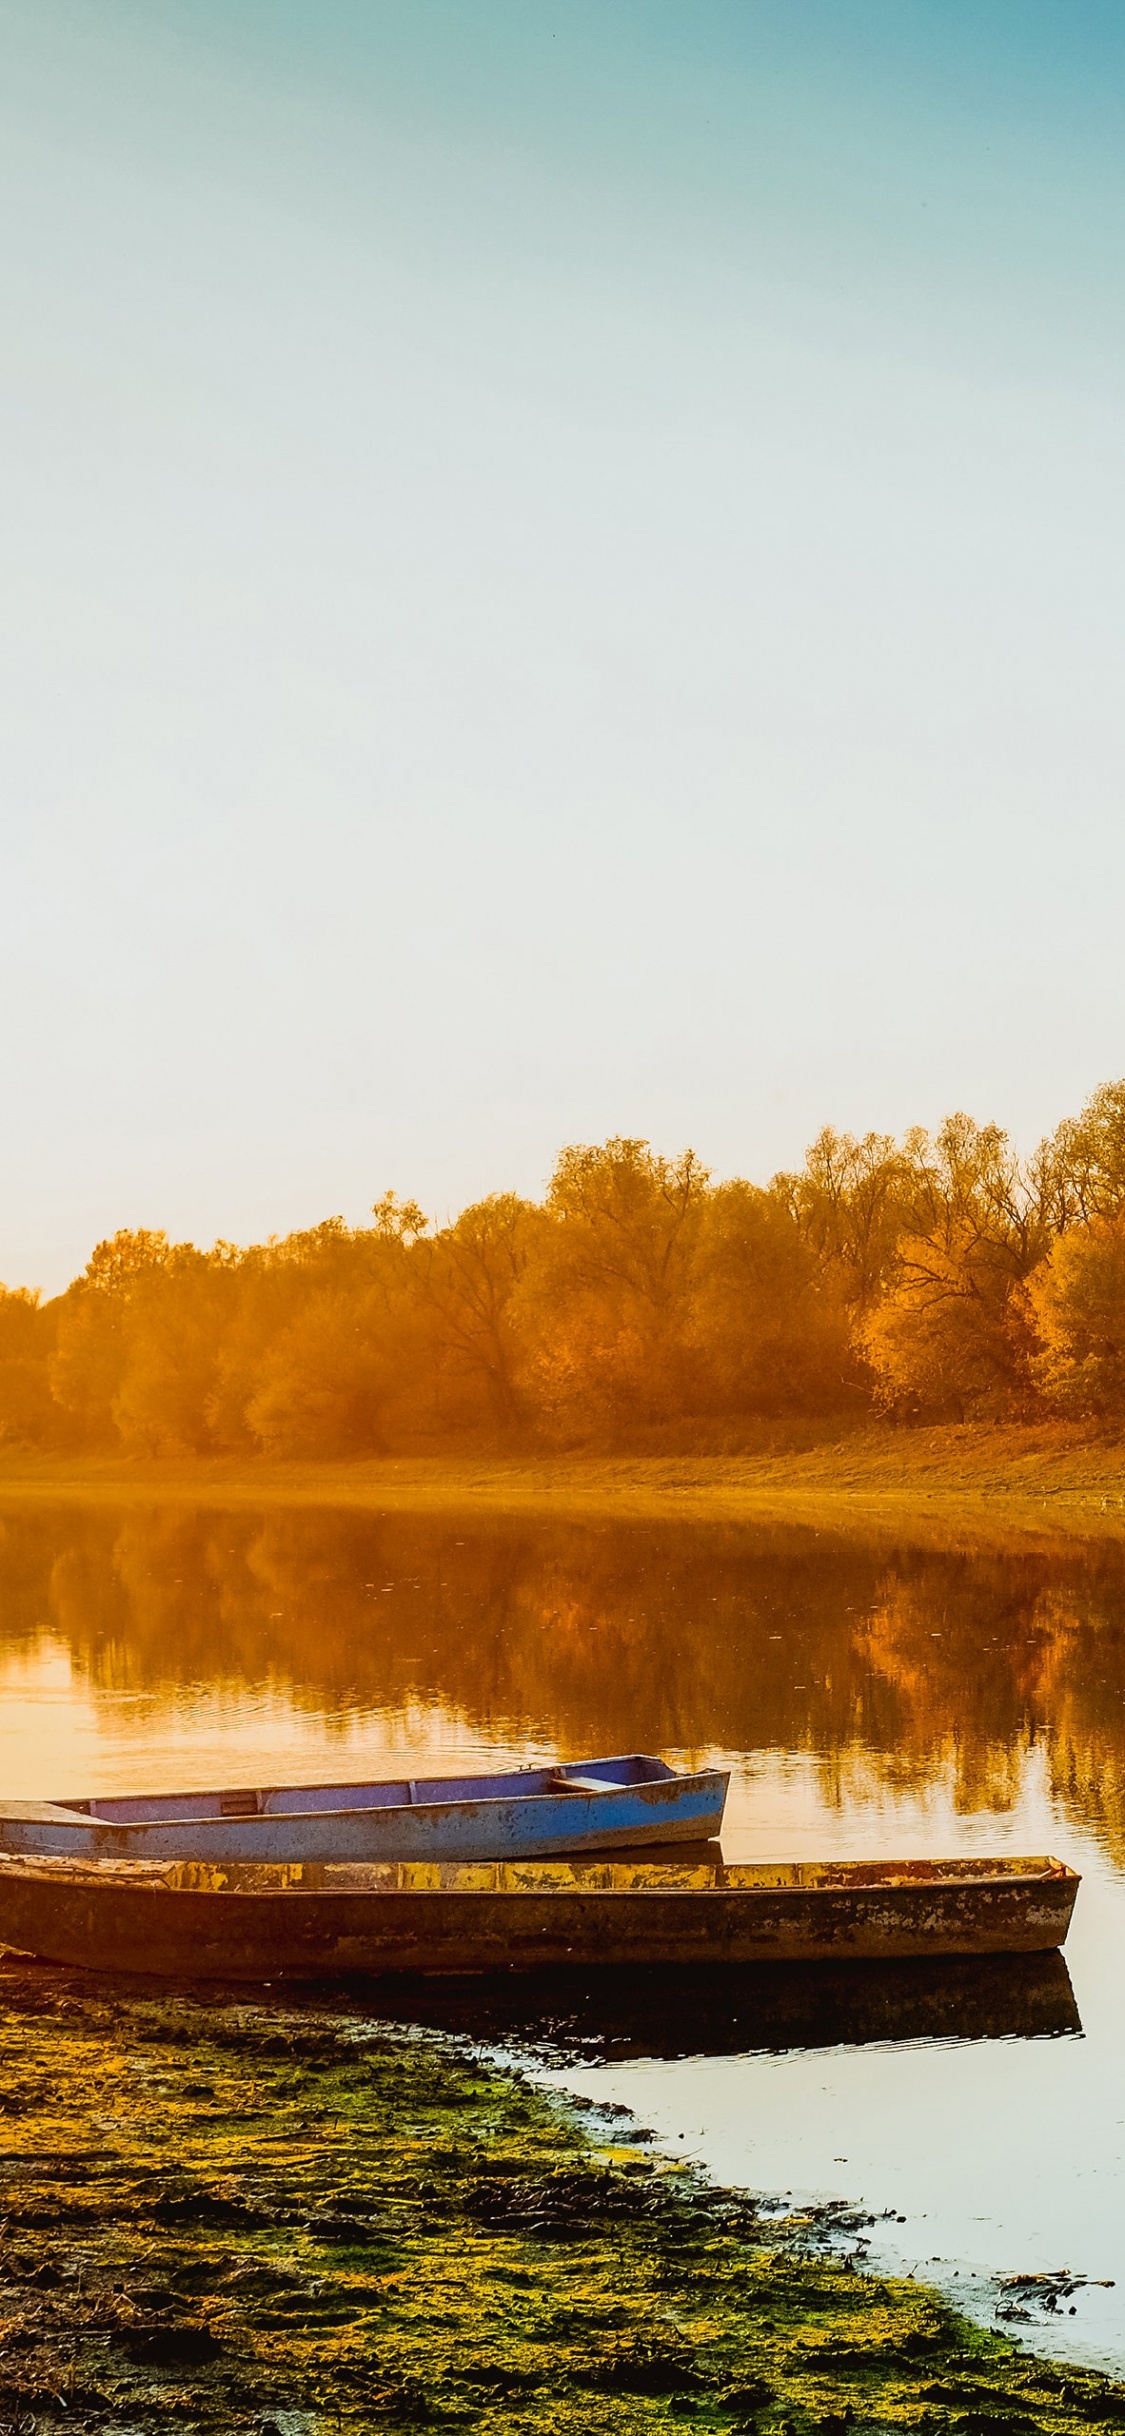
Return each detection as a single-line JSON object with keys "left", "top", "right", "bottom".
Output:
{"left": 0, "top": 1850, "right": 1079, "bottom": 1983}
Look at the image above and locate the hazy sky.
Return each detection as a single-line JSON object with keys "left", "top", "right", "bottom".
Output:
{"left": 4, "top": 1, "right": 1125, "bottom": 1291}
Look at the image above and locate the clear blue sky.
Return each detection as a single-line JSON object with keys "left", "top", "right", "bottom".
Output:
{"left": 3, "top": 0, "right": 1125, "bottom": 1290}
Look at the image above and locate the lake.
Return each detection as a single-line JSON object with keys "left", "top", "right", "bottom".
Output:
{"left": 1, "top": 1497, "right": 1123, "bottom": 2371}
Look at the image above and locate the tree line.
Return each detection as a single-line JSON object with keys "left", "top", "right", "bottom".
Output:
{"left": 3, "top": 1077, "right": 1125, "bottom": 1456}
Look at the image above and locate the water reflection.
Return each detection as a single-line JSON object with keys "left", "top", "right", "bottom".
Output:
{"left": 2, "top": 1499, "right": 1125, "bottom": 2366}
{"left": 349, "top": 1950, "right": 1082, "bottom": 2063}
{"left": 1, "top": 1502, "right": 1124, "bottom": 1862}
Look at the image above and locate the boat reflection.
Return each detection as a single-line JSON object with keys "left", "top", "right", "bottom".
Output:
{"left": 0, "top": 1936, "right": 1078, "bottom": 2064}
{"left": 354, "top": 1948, "right": 1081, "bottom": 2063}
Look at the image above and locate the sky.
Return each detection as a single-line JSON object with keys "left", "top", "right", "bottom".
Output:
{"left": 3, "top": 1, "right": 1125, "bottom": 1293}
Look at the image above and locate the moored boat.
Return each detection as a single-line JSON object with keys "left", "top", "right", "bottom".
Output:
{"left": 0, "top": 1850, "right": 1079, "bottom": 1982}
{"left": 0, "top": 1754, "right": 728, "bottom": 1865}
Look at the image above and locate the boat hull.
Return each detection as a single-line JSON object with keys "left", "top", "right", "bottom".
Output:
{"left": 0, "top": 1853, "right": 1079, "bottom": 1982}
{"left": 0, "top": 1770, "right": 728, "bottom": 1863}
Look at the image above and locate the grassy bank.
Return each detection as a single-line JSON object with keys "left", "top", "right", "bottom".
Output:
{"left": 0, "top": 1960, "right": 1121, "bottom": 2435}
{"left": 0, "top": 1424, "right": 1124, "bottom": 1545}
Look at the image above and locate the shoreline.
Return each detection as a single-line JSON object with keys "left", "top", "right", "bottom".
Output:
{"left": 0, "top": 1958, "right": 1120, "bottom": 2433}
{"left": 0, "top": 1424, "right": 1124, "bottom": 1547}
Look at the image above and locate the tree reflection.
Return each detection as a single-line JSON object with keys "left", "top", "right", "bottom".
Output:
{"left": 1, "top": 1503, "right": 1125, "bottom": 1856}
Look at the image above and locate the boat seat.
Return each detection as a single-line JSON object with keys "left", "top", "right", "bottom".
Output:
{"left": 546, "top": 1773, "right": 615, "bottom": 1795}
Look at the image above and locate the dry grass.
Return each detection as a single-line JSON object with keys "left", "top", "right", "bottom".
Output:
{"left": 0, "top": 1422, "right": 1124, "bottom": 1548}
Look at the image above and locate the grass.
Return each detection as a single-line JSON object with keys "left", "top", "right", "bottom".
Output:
{"left": 1, "top": 1423, "right": 1125, "bottom": 1547}
{"left": 0, "top": 1958, "right": 1121, "bottom": 2434}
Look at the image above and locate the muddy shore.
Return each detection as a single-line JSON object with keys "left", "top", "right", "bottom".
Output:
{"left": 0, "top": 1960, "right": 1122, "bottom": 2434}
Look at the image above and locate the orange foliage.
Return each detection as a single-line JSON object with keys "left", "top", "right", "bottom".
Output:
{"left": 1028, "top": 1214, "right": 1125, "bottom": 1418}
{"left": 0, "top": 1288, "right": 58, "bottom": 1445}
{"left": 516, "top": 1141, "right": 709, "bottom": 1432}
{"left": 860, "top": 1115, "right": 1051, "bottom": 1420}
{"left": 690, "top": 1182, "right": 861, "bottom": 1415}
{"left": 6, "top": 1079, "right": 1125, "bottom": 1456}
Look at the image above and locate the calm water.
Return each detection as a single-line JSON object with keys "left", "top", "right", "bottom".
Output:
{"left": 2, "top": 1500, "right": 1125, "bottom": 2369}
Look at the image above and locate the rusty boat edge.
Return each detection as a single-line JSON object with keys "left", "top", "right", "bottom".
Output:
{"left": 0, "top": 1850, "right": 1080, "bottom": 1983}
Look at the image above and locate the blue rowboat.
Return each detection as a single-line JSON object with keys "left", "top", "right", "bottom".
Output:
{"left": 0, "top": 1754, "right": 728, "bottom": 1866}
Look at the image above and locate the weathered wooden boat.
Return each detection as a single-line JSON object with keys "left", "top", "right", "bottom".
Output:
{"left": 0, "top": 1755, "right": 729, "bottom": 1865}
{"left": 0, "top": 1851, "right": 1079, "bottom": 1982}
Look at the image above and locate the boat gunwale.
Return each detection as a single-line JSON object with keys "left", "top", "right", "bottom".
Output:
{"left": 63, "top": 1773, "right": 725, "bottom": 1831}
{"left": 0, "top": 1852, "right": 1080, "bottom": 1900}
{"left": 42, "top": 1753, "right": 713, "bottom": 1828}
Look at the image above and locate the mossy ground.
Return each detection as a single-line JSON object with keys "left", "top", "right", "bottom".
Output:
{"left": 0, "top": 1962, "right": 1121, "bottom": 2434}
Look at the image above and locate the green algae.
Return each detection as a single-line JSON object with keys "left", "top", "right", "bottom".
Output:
{"left": 0, "top": 1964, "right": 1120, "bottom": 2435}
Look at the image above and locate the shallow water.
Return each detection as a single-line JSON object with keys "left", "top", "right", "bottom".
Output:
{"left": 1, "top": 1499, "right": 1124, "bottom": 2368}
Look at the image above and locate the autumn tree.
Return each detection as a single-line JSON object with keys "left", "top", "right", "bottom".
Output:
{"left": 862, "top": 1117, "right": 1049, "bottom": 1418}
{"left": 50, "top": 1230, "right": 175, "bottom": 1445}
{"left": 689, "top": 1182, "right": 863, "bottom": 1415}
{"left": 204, "top": 1221, "right": 378, "bottom": 1448}
{"left": 241, "top": 1205, "right": 435, "bottom": 1456}
{"left": 1027, "top": 1215, "right": 1125, "bottom": 1418}
{"left": 0, "top": 1289, "right": 59, "bottom": 1445}
{"left": 1037, "top": 1079, "right": 1125, "bottom": 1230}
{"left": 779, "top": 1128, "right": 924, "bottom": 1307}
{"left": 421, "top": 1194, "right": 540, "bottom": 1431}
{"left": 14, "top": 1084, "right": 1125, "bottom": 1457}
{"left": 112, "top": 1246, "right": 243, "bottom": 1454}
{"left": 518, "top": 1139, "right": 710, "bottom": 1434}
{"left": 243, "top": 1290, "right": 410, "bottom": 1456}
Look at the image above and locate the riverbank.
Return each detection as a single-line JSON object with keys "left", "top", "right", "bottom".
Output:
{"left": 0, "top": 1960, "right": 1121, "bottom": 2435}
{"left": 0, "top": 1423, "right": 1124, "bottom": 1545}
